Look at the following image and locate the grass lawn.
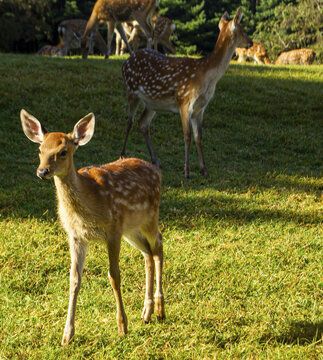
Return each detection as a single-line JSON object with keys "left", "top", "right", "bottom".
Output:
{"left": 0, "top": 53, "right": 322, "bottom": 359}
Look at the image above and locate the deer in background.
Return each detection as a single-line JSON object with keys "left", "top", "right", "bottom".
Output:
{"left": 116, "top": 17, "right": 176, "bottom": 55}
{"left": 57, "top": 19, "right": 107, "bottom": 56}
{"left": 235, "top": 41, "right": 271, "bottom": 64}
{"left": 20, "top": 110, "right": 165, "bottom": 345}
{"left": 37, "top": 43, "right": 62, "bottom": 56}
{"left": 275, "top": 48, "right": 316, "bottom": 65}
{"left": 121, "top": 8, "right": 252, "bottom": 178}
{"left": 81, "top": 0, "right": 158, "bottom": 59}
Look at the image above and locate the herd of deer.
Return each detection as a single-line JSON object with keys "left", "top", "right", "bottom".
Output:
{"left": 23, "top": 0, "right": 316, "bottom": 347}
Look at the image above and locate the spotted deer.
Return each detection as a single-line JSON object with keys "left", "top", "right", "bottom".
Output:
{"left": 235, "top": 41, "right": 271, "bottom": 64}
{"left": 275, "top": 48, "right": 316, "bottom": 65}
{"left": 20, "top": 109, "right": 165, "bottom": 346}
{"left": 81, "top": 0, "right": 158, "bottom": 59}
{"left": 57, "top": 19, "right": 107, "bottom": 56}
{"left": 37, "top": 43, "right": 62, "bottom": 56}
{"left": 121, "top": 8, "right": 252, "bottom": 178}
{"left": 116, "top": 16, "right": 176, "bottom": 55}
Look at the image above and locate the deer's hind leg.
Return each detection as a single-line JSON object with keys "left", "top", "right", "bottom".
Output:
{"left": 123, "top": 231, "right": 155, "bottom": 323}
{"left": 141, "top": 222, "right": 165, "bottom": 321}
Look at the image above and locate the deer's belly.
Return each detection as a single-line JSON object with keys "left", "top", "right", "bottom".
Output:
{"left": 138, "top": 92, "right": 179, "bottom": 113}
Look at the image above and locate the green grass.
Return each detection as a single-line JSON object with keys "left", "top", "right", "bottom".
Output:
{"left": 0, "top": 53, "right": 322, "bottom": 359}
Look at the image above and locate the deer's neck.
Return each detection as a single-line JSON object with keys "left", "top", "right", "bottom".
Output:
{"left": 54, "top": 164, "right": 86, "bottom": 216}
{"left": 202, "top": 32, "right": 235, "bottom": 81}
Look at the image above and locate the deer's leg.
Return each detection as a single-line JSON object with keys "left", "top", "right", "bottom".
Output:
{"left": 191, "top": 110, "right": 209, "bottom": 177}
{"left": 153, "top": 232, "right": 165, "bottom": 320}
{"left": 107, "top": 235, "right": 128, "bottom": 335}
{"left": 121, "top": 94, "right": 140, "bottom": 157}
{"left": 106, "top": 21, "right": 116, "bottom": 59}
{"left": 138, "top": 107, "right": 159, "bottom": 168}
{"left": 115, "top": 31, "right": 121, "bottom": 55}
{"left": 180, "top": 106, "right": 192, "bottom": 179}
{"left": 137, "top": 17, "right": 154, "bottom": 49}
{"left": 116, "top": 23, "right": 133, "bottom": 55}
{"left": 141, "top": 222, "right": 165, "bottom": 321}
{"left": 122, "top": 230, "right": 155, "bottom": 323}
{"left": 62, "top": 236, "right": 88, "bottom": 346}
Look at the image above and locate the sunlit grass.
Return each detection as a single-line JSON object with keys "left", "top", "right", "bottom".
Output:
{"left": 0, "top": 53, "right": 322, "bottom": 359}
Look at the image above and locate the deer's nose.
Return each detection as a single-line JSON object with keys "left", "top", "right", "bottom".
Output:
{"left": 37, "top": 168, "right": 49, "bottom": 179}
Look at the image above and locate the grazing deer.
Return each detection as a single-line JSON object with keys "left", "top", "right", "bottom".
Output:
{"left": 57, "top": 19, "right": 107, "bottom": 56}
{"left": 20, "top": 109, "right": 165, "bottom": 345}
{"left": 153, "top": 16, "right": 176, "bottom": 54}
{"left": 37, "top": 43, "right": 62, "bottom": 56}
{"left": 81, "top": 0, "right": 158, "bottom": 59}
{"left": 235, "top": 41, "right": 271, "bottom": 64}
{"left": 121, "top": 8, "right": 252, "bottom": 178}
{"left": 275, "top": 48, "right": 316, "bottom": 65}
{"left": 116, "top": 17, "right": 176, "bottom": 55}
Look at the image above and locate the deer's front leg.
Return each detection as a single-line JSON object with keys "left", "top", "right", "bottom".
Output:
{"left": 107, "top": 235, "right": 128, "bottom": 335}
{"left": 62, "top": 236, "right": 87, "bottom": 346}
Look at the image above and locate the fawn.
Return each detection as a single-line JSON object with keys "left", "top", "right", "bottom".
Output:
{"left": 20, "top": 109, "right": 165, "bottom": 345}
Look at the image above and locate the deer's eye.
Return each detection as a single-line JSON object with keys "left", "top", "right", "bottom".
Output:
{"left": 60, "top": 150, "right": 67, "bottom": 157}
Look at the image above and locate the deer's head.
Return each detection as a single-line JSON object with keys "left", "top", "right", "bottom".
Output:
{"left": 20, "top": 109, "right": 95, "bottom": 180}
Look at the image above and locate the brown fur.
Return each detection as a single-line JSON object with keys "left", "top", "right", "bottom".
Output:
{"left": 81, "top": 0, "right": 158, "bottom": 59}
{"left": 116, "top": 16, "right": 176, "bottom": 55}
{"left": 20, "top": 110, "right": 165, "bottom": 346}
{"left": 235, "top": 41, "right": 271, "bottom": 64}
{"left": 275, "top": 48, "right": 316, "bottom": 65}
{"left": 121, "top": 8, "right": 252, "bottom": 179}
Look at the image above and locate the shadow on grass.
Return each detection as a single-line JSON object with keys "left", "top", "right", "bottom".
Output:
{"left": 260, "top": 320, "right": 323, "bottom": 346}
{"left": 160, "top": 190, "right": 322, "bottom": 230}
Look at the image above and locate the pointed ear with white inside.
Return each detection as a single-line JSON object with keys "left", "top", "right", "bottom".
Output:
{"left": 20, "top": 109, "right": 47, "bottom": 143}
{"left": 232, "top": 7, "right": 243, "bottom": 30}
{"left": 72, "top": 113, "right": 95, "bottom": 146}
{"left": 219, "top": 11, "right": 230, "bottom": 30}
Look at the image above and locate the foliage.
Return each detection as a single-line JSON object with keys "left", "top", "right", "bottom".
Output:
{"left": 0, "top": 1, "right": 322, "bottom": 59}
{"left": 0, "top": 53, "right": 322, "bottom": 358}
{"left": 253, "top": 0, "right": 323, "bottom": 61}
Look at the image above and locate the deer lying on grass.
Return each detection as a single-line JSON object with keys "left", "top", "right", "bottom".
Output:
{"left": 37, "top": 43, "right": 62, "bottom": 56}
{"left": 81, "top": 0, "right": 158, "bottom": 59}
{"left": 20, "top": 110, "right": 165, "bottom": 346}
{"left": 235, "top": 41, "right": 271, "bottom": 64}
{"left": 121, "top": 8, "right": 252, "bottom": 178}
{"left": 275, "top": 48, "right": 316, "bottom": 65}
{"left": 57, "top": 19, "right": 107, "bottom": 56}
{"left": 116, "top": 17, "right": 176, "bottom": 55}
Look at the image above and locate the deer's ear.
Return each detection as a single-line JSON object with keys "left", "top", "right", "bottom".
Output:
{"left": 72, "top": 113, "right": 95, "bottom": 146}
{"left": 232, "top": 7, "right": 243, "bottom": 29}
{"left": 219, "top": 11, "right": 229, "bottom": 30}
{"left": 20, "top": 109, "right": 47, "bottom": 143}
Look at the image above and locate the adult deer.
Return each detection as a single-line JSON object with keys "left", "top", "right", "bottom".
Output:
{"left": 121, "top": 8, "right": 252, "bottom": 178}
{"left": 235, "top": 41, "right": 271, "bottom": 64}
{"left": 20, "top": 110, "right": 165, "bottom": 345}
{"left": 275, "top": 48, "right": 316, "bottom": 65}
{"left": 57, "top": 19, "right": 107, "bottom": 56}
{"left": 81, "top": 0, "right": 158, "bottom": 59}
